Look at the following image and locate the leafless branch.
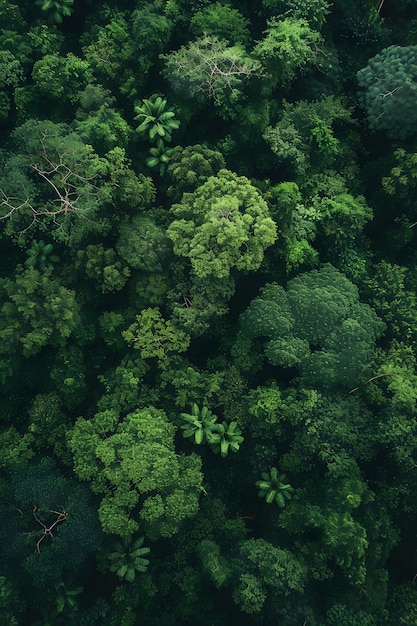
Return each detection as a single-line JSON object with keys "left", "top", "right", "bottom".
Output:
{"left": 31, "top": 505, "right": 68, "bottom": 554}
{"left": 0, "top": 132, "right": 99, "bottom": 237}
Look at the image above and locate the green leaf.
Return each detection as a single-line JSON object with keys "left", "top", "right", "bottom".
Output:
{"left": 266, "top": 490, "right": 276, "bottom": 504}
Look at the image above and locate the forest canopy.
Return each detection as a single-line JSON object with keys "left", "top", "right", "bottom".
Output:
{"left": 1, "top": 0, "right": 417, "bottom": 624}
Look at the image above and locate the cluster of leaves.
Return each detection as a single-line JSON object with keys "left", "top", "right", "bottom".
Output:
{"left": 134, "top": 95, "right": 180, "bottom": 175}
{"left": 180, "top": 403, "right": 244, "bottom": 457}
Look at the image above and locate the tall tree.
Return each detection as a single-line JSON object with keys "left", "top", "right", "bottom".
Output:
{"left": 167, "top": 169, "right": 277, "bottom": 279}
{"left": 69, "top": 407, "right": 203, "bottom": 539}
{"left": 357, "top": 45, "right": 417, "bottom": 140}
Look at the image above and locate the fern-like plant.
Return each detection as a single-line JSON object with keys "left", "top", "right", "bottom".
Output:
{"left": 25, "top": 239, "right": 59, "bottom": 270}
{"left": 256, "top": 467, "right": 294, "bottom": 507}
{"left": 145, "top": 139, "right": 173, "bottom": 176}
{"left": 107, "top": 535, "right": 150, "bottom": 583}
{"left": 55, "top": 581, "right": 83, "bottom": 614}
{"left": 180, "top": 403, "right": 219, "bottom": 445}
{"left": 208, "top": 421, "right": 244, "bottom": 458}
{"left": 35, "top": 0, "right": 74, "bottom": 24}
{"left": 134, "top": 95, "right": 180, "bottom": 143}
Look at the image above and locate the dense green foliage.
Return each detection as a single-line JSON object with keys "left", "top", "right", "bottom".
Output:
{"left": 1, "top": 0, "right": 417, "bottom": 623}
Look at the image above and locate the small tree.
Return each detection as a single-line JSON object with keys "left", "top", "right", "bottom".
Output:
{"left": 256, "top": 467, "right": 294, "bottom": 507}
{"left": 180, "top": 403, "right": 219, "bottom": 444}
{"left": 357, "top": 45, "right": 417, "bottom": 140}
{"left": 208, "top": 421, "right": 244, "bottom": 457}
{"left": 35, "top": 0, "right": 74, "bottom": 24}
{"left": 106, "top": 535, "right": 150, "bottom": 583}
{"left": 24, "top": 240, "right": 59, "bottom": 270}
{"left": 134, "top": 95, "right": 180, "bottom": 143}
{"left": 162, "top": 35, "right": 262, "bottom": 106}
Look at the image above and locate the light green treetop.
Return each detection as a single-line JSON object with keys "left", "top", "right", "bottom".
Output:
{"left": 69, "top": 407, "right": 203, "bottom": 539}
{"left": 167, "top": 169, "right": 277, "bottom": 278}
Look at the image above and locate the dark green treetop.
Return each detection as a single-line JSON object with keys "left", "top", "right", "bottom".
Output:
{"left": 237, "top": 264, "right": 385, "bottom": 388}
{"left": 357, "top": 45, "right": 417, "bottom": 140}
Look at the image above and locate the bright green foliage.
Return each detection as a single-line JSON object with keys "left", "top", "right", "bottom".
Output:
{"left": 382, "top": 148, "right": 417, "bottom": 200}
{"left": 357, "top": 45, "right": 417, "bottom": 140}
{"left": 189, "top": 3, "right": 251, "bottom": 46}
{"left": 31, "top": 53, "right": 93, "bottom": 105}
{"left": 116, "top": 217, "right": 171, "bottom": 273}
{"left": 180, "top": 403, "right": 219, "bottom": 445}
{"left": 234, "top": 538, "right": 307, "bottom": 613}
{"left": 122, "top": 307, "right": 191, "bottom": 363}
{"left": 208, "top": 421, "right": 244, "bottom": 457}
{"left": 167, "top": 169, "right": 277, "bottom": 278}
{"left": 69, "top": 407, "right": 203, "bottom": 538}
{"left": 196, "top": 539, "right": 231, "bottom": 588}
{"left": 233, "top": 573, "right": 267, "bottom": 614}
{"left": 316, "top": 192, "right": 373, "bottom": 247}
{"left": 131, "top": 4, "right": 173, "bottom": 55}
{"left": 0, "top": 266, "right": 82, "bottom": 359}
{"left": 179, "top": 400, "right": 244, "bottom": 457}
{"left": 35, "top": 0, "right": 74, "bottom": 24}
{"left": 82, "top": 15, "right": 143, "bottom": 97}
{"left": 101, "top": 146, "right": 156, "bottom": 213}
{"left": 264, "top": 96, "right": 353, "bottom": 178}
{"left": 267, "top": 181, "right": 319, "bottom": 270}
{"left": 254, "top": 18, "right": 323, "bottom": 87}
{"left": 26, "top": 24, "right": 64, "bottom": 58}
{"left": 96, "top": 355, "right": 154, "bottom": 415}
{"left": 75, "top": 244, "right": 131, "bottom": 294}
{"left": 256, "top": 467, "right": 294, "bottom": 507}
{"left": 162, "top": 35, "right": 262, "bottom": 107}
{"left": 106, "top": 535, "right": 150, "bottom": 582}
{"left": 74, "top": 85, "right": 131, "bottom": 154}
{"left": 134, "top": 95, "right": 180, "bottom": 143}
{"left": 246, "top": 382, "right": 316, "bottom": 440}
{"left": 372, "top": 341, "right": 417, "bottom": 415}
{"left": 24, "top": 239, "right": 59, "bottom": 270}
{"left": 0, "top": 50, "right": 23, "bottom": 89}
{"left": 238, "top": 264, "right": 385, "bottom": 388}
{"left": 167, "top": 144, "right": 225, "bottom": 201}
{"left": 0, "top": 428, "right": 34, "bottom": 470}
{"left": 262, "top": 0, "right": 331, "bottom": 30}
{"left": 159, "top": 358, "right": 224, "bottom": 408}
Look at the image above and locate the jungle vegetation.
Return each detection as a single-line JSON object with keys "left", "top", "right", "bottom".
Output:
{"left": 1, "top": 0, "right": 417, "bottom": 624}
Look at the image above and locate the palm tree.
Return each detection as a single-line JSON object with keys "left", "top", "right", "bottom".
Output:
{"left": 107, "top": 535, "right": 150, "bottom": 583}
{"left": 134, "top": 95, "right": 180, "bottom": 143}
{"left": 145, "top": 139, "right": 173, "bottom": 176}
{"left": 180, "top": 403, "right": 219, "bottom": 445}
{"left": 208, "top": 421, "right": 244, "bottom": 458}
{"left": 25, "top": 239, "right": 59, "bottom": 270}
{"left": 35, "top": 0, "right": 74, "bottom": 24}
{"left": 256, "top": 467, "right": 294, "bottom": 507}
